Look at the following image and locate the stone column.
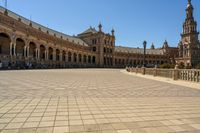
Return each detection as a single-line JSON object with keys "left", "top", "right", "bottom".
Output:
{"left": 37, "top": 49, "right": 40, "bottom": 61}
{"left": 59, "top": 52, "right": 63, "bottom": 62}
{"left": 9, "top": 42, "right": 13, "bottom": 56}
{"left": 27, "top": 46, "right": 30, "bottom": 58}
{"left": 23, "top": 46, "right": 27, "bottom": 58}
{"left": 53, "top": 48, "right": 56, "bottom": 61}
{"left": 65, "top": 51, "right": 68, "bottom": 62}
{"left": 86, "top": 55, "right": 88, "bottom": 64}
{"left": 35, "top": 48, "right": 38, "bottom": 60}
{"left": 81, "top": 54, "right": 84, "bottom": 64}
{"left": 71, "top": 52, "right": 74, "bottom": 63}
{"left": 45, "top": 47, "right": 49, "bottom": 61}
{"left": 13, "top": 43, "right": 16, "bottom": 56}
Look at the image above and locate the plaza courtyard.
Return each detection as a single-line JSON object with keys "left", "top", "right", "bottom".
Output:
{"left": 0, "top": 69, "right": 200, "bottom": 133}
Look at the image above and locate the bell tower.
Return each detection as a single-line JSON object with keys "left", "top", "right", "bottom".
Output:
{"left": 177, "top": 0, "right": 200, "bottom": 67}
{"left": 181, "top": 0, "right": 199, "bottom": 45}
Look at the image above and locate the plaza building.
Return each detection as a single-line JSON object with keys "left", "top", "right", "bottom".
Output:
{"left": 0, "top": 0, "right": 198, "bottom": 69}
{"left": 175, "top": 0, "right": 200, "bottom": 67}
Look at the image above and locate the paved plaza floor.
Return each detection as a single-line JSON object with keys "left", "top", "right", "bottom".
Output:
{"left": 0, "top": 69, "right": 200, "bottom": 133}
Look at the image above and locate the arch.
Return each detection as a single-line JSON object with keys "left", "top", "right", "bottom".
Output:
{"left": 16, "top": 38, "right": 25, "bottom": 57}
{"left": 40, "top": 45, "right": 45, "bottom": 60}
{"left": 29, "top": 42, "right": 36, "bottom": 59}
{"left": 83, "top": 55, "right": 87, "bottom": 63}
{"left": 92, "top": 56, "right": 96, "bottom": 64}
{"left": 68, "top": 52, "right": 72, "bottom": 62}
{"left": 88, "top": 56, "right": 91, "bottom": 63}
{"left": 78, "top": 54, "right": 82, "bottom": 63}
{"left": 73, "top": 53, "right": 77, "bottom": 63}
{"left": 56, "top": 49, "right": 60, "bottom": 61}
{"left": 0, "top": 33, "right": 11, "bottom": 55}
{"left": 115, "top": 59, "right": 117, "bottom": 65}
{"left": 49, "top": 47, "right": 53, "bottom": 61}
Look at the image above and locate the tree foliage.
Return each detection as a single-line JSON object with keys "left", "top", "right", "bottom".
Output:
{"left": 159, "top": 63, "right": 175, "bottom": 69}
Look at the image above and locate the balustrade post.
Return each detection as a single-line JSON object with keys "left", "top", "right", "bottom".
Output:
{"left": 154, "top": 65, "right": 157, "bottom": 77}
{"left": 173, "top": 65, "right": 179, "bottom": 80}
{"left": 142, "top": 67, "right": 146, "bottom": 75}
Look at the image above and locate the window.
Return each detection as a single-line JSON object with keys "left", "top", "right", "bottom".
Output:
{"left": 92, "top": 39, "right": 97, "bottom": 44}
{"left": 92, "top": 56, "right": 96, "bottom": 64}
{"left": 93, "top": 47, "right": 96, "bottom": 52}
{"left": 104, "top": 48, "right": 106, "bottom": 53}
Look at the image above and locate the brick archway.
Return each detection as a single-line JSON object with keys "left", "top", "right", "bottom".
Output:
{"left": 0, "top": 33, "right": 11, "bottom": 55}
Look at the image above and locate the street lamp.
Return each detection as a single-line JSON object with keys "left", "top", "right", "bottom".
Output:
{"left": 143, "top": 41, "right": 147, "bottom": 67}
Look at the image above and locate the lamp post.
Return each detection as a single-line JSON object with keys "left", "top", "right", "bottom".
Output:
{"left": 143, "top": 41, "right": 147, "bottom": 67}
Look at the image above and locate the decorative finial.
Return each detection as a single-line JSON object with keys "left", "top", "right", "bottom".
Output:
{"left": 187, "top": 0, "right": 193, "bottom": 8}
{"left": 111, "top": 28, "right": 115, "bottom": 36}
{"left": 98, "top": 22, "right": 102, "bottom": 32}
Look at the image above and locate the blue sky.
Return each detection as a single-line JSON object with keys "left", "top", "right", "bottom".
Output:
{"left": 1, "top": 0, "right": 200, "bottom": 48}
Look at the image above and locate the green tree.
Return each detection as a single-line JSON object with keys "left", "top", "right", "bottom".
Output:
{"left": 159, "top": 63, "right": 175, "bottom": 69}
{"left": 178, "top": 62, "right": 185, "bottom": 69}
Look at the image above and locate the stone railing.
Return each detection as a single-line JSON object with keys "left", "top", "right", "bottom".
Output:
{"left": 126, "top": 67, "right": 200, "bottom": 83}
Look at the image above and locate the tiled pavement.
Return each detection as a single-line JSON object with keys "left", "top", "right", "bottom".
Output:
{"left": 0, "top": 69, "right": 200, "bottom": 133}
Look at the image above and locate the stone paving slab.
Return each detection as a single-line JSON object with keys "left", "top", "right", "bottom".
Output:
{"left": 0, "top": 69, "right": 200, "bottom": 133}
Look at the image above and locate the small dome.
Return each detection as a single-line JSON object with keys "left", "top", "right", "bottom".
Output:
{"left": 163, "top": 40, "right": 169, "bottom": 48}
{"left": 151, "top": 43, "right": 155, "bottom": 49}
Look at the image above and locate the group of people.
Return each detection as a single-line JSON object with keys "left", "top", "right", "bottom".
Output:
{"left": 0, "top": 60, "right": 33, "bottom": 69}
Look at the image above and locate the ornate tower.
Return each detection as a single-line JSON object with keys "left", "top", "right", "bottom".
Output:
{"left": 177, "top": 0, "right": 200, "bottom": 67}
{"left": 181, "top": 0, "right": 199, "bottom": 45}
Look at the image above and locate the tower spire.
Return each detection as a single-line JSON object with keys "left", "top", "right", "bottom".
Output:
{"left": 98, "top": 22, "right": 102, "bottom": 32}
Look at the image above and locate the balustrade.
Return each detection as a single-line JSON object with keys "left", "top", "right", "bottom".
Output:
{"left": 126, "top": 67, "right": 200, "bottom": 83}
